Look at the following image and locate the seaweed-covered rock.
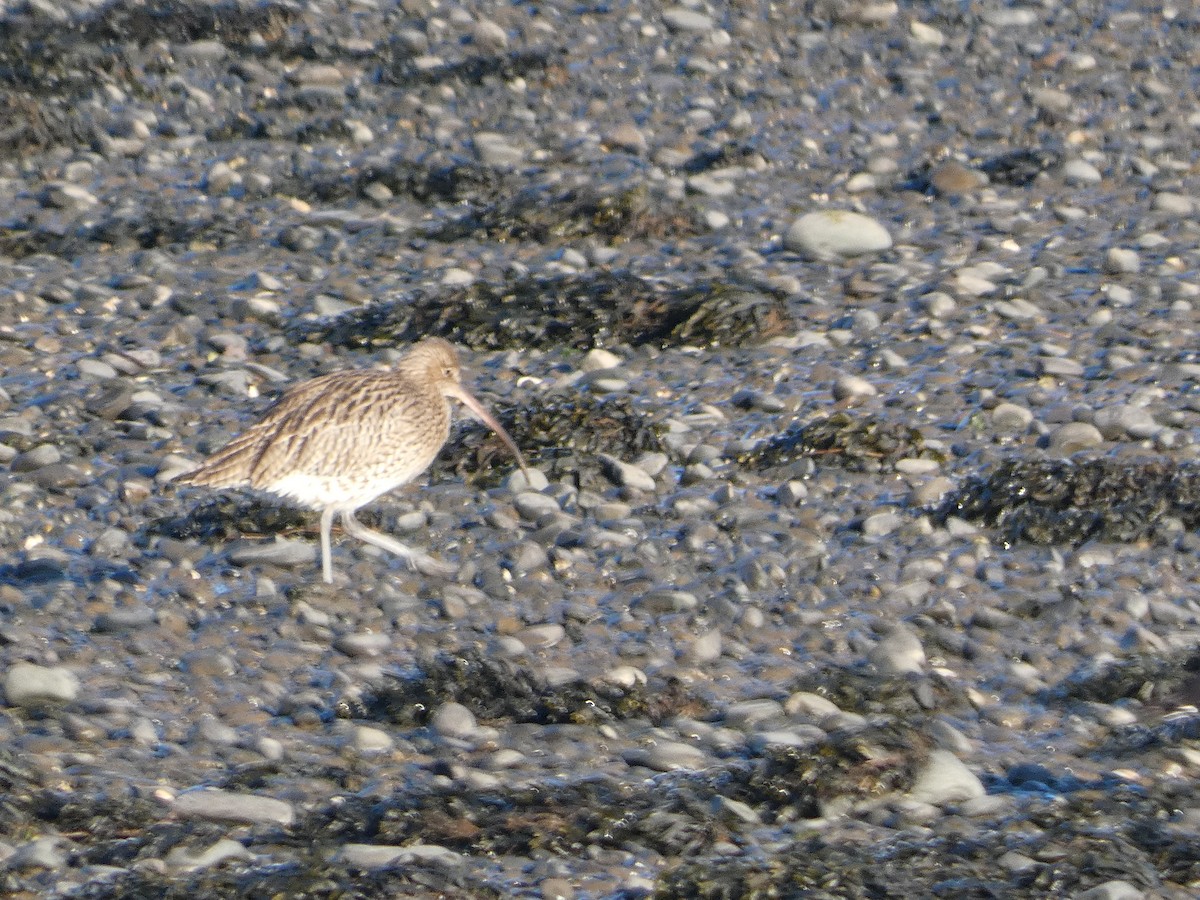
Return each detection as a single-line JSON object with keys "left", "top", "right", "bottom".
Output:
{"left": 290, "top": 270, "right": 794, "bottom": 351}
{"left": 786, "top": 665, "right": 971, "bottom": 718}
{"left": 342, "top": 646, "right": 708, "bottom": 727}
{"left": 933, "top": 457, "right": 1196, "bottom": 545}
{"left": 1056, "top": 648, "right": 1200, "bottom": 708}
{"left": 436, "top": 393, "right": 667, "bottom": 484}
{"left": 423, "top": 185, "right": 700, "bottom": 244}
{"left": 738, "top": 720, "right": 932, "bottom": 818}
{"left": 145, "top": 497, "right": 310, "bottom": 543}
{"left": 738, "top": 413, "right": 938, "bottom": 474}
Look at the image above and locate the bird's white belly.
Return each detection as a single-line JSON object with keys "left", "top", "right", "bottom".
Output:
{"left": 266, "top": 472, "right": 401, "bottom": 508}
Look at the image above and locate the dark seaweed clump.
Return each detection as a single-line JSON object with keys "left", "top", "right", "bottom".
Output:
{"left": 145, "top": 496, "right": 309, "bottom": 542}
{"left": 421, "top": 185, "right": 701, "bottom": 244}
{"left": 655, "top": 785, "right": 1184, "bottom": 900}
{"left": 739, "top": 412, "right": 938, "bottom": 474}
{"left": 1056, "top": 648, "right": 1200, "bottom": 707}
{"left": 341, "top": 646, "right": 709, "bottom": 728}
{"left": 436, "top": 393, "right": 667, "bottom": 485}
{"left": 933, "top": 457, "right": 1200, "bottom": 545}
{"left": 290, "top": 270, "right": 794, "bottom": 351}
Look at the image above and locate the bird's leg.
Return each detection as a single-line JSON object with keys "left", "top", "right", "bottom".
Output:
{"left": 320, "top": 506, "right": 336, "bottom": 584}
{"left": 340, "top": 510, "right": 456, "bottom": 577}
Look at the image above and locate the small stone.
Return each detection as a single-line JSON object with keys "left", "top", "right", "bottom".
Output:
{"left": 353, "top": 725, "right": 394, "bottom": 753}
{"left": 1153, "top": 192, "right": 1194, "bottom": 215}
{"left": 907, "top": 750, "right": 986, "bottom": 804}
{"left": 870, "top": 624, "right": 926, "bottom": 675}
{"left": 4, "top": 663, "right": 79, "bottom": 707}
{"left": 909, "top": 20, "right": 945, "bottom": 46}
{"left": 582, "top": 348, "right": 622, "bottom": 372}
{"left": 5, "top": 836, "right": 71, "bottom": 870}
{"left": 929, "top": 161, "right": 987, "bottom": 196}
{"left": 598, "top": 454, "right": 657, "bottom": 491}
{"left": 1047, "top": 422, "right": 1104, "bottom": 455}
{"left": 1063, "top": 158, "right": 1102, "bottom": 184}
{"left": 662, "top": 7, "right": 714, "bottom": 31}
{"left": 335, "top": 843, "right": 462, "bottom": 869}
{"left": 472, "top": 19, "right": 509, "bottom": 50}
{"left": 920, "top": 292, "right": 956, "bottom": 318}
{"left": 832, "top": 374, "right": 877, "bottom": 401}
{"left": 173, "top": 789, "right": 295, "bottom": 826}
{"left": 40, "top": 182, "right": 98, "bottom": 209}
{"left": 1104, "top": 247, "right": 1140, "bottom": 274}
{"left": 778, "top": 481, "right": 808, "bottom": 505}
{"left": 688, "top": 630, "right": 722, "bottom": 663}
{"left": 991, "top": 403, "right": 1033, "bottom": 433}
{"left": 165, "top": 838, "right": 252, "bottom": 872}
{"left": 784, "top": 210, "right": 892, "bottom": 260}
{"left": 473, "top": 132, "right": 526, "bottom": 169}
{"left": 604, "top": 122, "right": 647, "bottom": 154}
{"left": 628, "top": 741, "right": 708, "bottom": 772}
{"left": 431, "top": 702, "right": 478, "bottom": 739}
{"left": 1074, "top": 880, "right": 1145, "bottom": 900}
{"left": 227, "top": 537, "right": 316, "bottom": 568}
{"left": 9, "top": 444, "right": 61, "bottom": 472}
{"left": 863, "top": 510, "right": 904, "bottom": 536}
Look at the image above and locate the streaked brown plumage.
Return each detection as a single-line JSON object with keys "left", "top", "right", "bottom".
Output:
{"left": 175, "top": 338, "right": 526, "bottom": 583}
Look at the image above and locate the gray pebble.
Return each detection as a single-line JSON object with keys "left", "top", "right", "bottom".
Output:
{"left": 832, "top": 374, "right": 877, "bottom": 401}
{"left": 598, "top": 454, "right": 657, "bottom": 492}
{"left": 431, "top": 702, "right": 478, "bottom": 739}
{"left": 173, "top": 789, "right": 295, "bottom": 826}
{"left": 862, "top": 510, "right": 904, "bottom": 537}
{"left": 335, "top": 843, "right": 462, "bottom": 869}
{"left": 10, "top": 444, "right": 61, "bottom": 472}
{"left": 627, "top": 740, "right": 709, "bottom": 772}
{"left": 333, "top": 632, "right": 391, "bottom": 657}
{"left": 636, "top": 589, "right": 700, "bottom": 614}
{"left": 1153, "top": 192, "right": 1194, "bottom": 215}
{"left": 1104, "top": 247, "right": 1140, "bottom": 274}
{"left": 352, "top": 725, "right": 394, "bottom": 753}
{"left": 1062, "top": 158, "right": 1102, "bottom": 184}
{"left": 165, "top": 838, "right": 252, "bottom": 872}
{"left": 906, "top": 750, "right": 985, "bottom": 804}
{"left": 1047, "top": 422, "right": 1104, "bottom": 454}
{"left": 869, "top": 624, "right": 926, "bottom": 675}
{"left": 784, "top": 210, "right": 892, "bottom": 259}
{"left": 1074, "top": 880, "right": 1145, "bottom": 900}
{"left": 227, "top": 537, "right": 317, "bottom": 567}
{"left": 991, "top": 402, "right": 1033, "bottom": 433}
{"left": 724, "top": 699, "right": 785, "bottom": 730}
{"left": 4, "top": 663, "right": 80, "bottom": 707}
{"left": 662, "top": 7, "right": 714, "bottom": 32}
{"left": 1038, "top": 356, "right": 1084, "bottom": 377}
{"left": 515, "top": 491, "right": 562, "bottom": 521}
{"left": 777, "top": 481, "right": 808, "bottom": 505}
{"left": 4, "top": 836, "right": 72, "bottom": 870}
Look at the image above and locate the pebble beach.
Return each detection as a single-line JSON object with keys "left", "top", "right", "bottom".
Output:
{"left": 2, "top": 0, "right": 1200, "bottom": 897}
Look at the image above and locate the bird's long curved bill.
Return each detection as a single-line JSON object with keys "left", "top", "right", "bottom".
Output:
{"left": 446, "top": 384, "right": 529, "bottom": 475}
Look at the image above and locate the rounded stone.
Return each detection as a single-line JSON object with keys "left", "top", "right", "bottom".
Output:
{"left": 784, "top": 210, "right": 893, "bottom": 260}
{"left": 4, "top": 663, "right": 80, "bottom": 707}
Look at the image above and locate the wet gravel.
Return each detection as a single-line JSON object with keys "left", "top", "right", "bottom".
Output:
{"left": 2, "top": 0, "right": 1200, "bottom": 897}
